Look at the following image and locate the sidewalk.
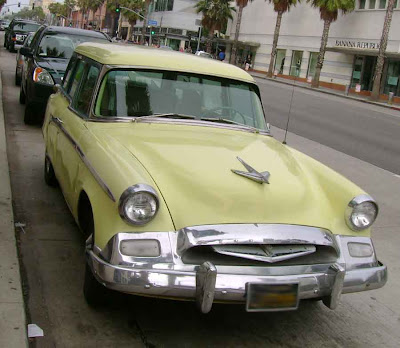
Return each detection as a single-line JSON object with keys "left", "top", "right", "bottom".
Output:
{"left": 249, "top": 71, "right": 400, "bottom": 111}
{"left": 0, "top": 74, "right": 28, "bottom": 346}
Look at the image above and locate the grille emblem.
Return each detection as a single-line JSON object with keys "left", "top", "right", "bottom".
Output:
{"left": 231, "top": 157, "right": 270, "bottom": 184}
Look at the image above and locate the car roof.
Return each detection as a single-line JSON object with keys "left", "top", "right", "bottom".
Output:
{"left": 12, "top": 19, "right": 39, "bottom": 24}
{"left": 42, "top": 26, "right": 109, "bottom": 39}
{"left": 75, "top": 43, "right": 255, "bottom": 83}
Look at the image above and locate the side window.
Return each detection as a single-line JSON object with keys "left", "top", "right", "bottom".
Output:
{"left": 74, "top": 65, "right": 100, "bottom": 116}
{"left": 69, "top": 60, "right": 86, "bottom": 99}
{"left": 62, "top": 54, "right": 77, "bottom": 90}
{"left": 30, "top": 27, "right": 44, "bottom": 51}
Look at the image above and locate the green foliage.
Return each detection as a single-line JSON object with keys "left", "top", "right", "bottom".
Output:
{"left": 195, "top": 0, "right": 235, "bottom": 32}
{"left": 268, "top": 0, "right": 299, "bottom": 13}
{"left": 48, "top": 2, "right": 68, "bottom": 17}
{"left": 308, "top": 0, "right": 354, "bottom": 21}
{"left": 11, "top": 7, "right": 45, "bottom": 20}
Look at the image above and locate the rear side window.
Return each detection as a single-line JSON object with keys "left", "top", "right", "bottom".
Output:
{"left": 74, "top": 65, "right": 100, "bottom": 116}
{"left": 62, "top": 54, "right": 77, "bottom": 90}
{"left": 69, "top": 60, "right": 86, "bottom": 99}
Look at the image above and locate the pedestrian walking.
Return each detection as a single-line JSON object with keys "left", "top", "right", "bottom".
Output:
{"left": 218, "top": 50, "right": 225, "bottom": 61}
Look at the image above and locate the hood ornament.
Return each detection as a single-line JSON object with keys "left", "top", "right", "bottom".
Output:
{"left": 231, "top": 157, "right": 270, "bottom": 184}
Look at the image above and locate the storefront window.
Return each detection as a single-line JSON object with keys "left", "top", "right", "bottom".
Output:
{"left": 307, "top": 52, "right": 318, "bottom": 78}
{"left": 290, "top": 51, "right": 303, "bottom": 77}
{"left": 369, "top": 0, "right": 376, "bottom": 8}
{"left": 383, "top": 60, "right": 400, "bottom": 96}
{"left": 351, "top": 55, "right": 376, "bottom": 91}
{"left": 351, "top": 57, "right": 363, "bottom": 87}
{"left": 359, "top": 0, "right": 366, "bottom": 9}
{"left": 154, "top": 0, "right": 174, "bottom": 11}
{"left": 274, "top": 49, "right": 286, "bottom": 74}
{"left": 379, "top": 0, "right": 386, "bottom": 8}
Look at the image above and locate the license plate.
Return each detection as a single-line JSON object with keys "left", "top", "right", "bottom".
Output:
{"left": 246, "top": 283, "right": 299, "bottom": 312}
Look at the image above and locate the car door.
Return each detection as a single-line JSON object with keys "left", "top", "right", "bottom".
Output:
{"left": 53, "top": 57, "right": 101, "bottom": 209}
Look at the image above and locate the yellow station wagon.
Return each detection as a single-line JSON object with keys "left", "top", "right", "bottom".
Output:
{"left": 42, "top": 43, "right": 387, "bottom": 313}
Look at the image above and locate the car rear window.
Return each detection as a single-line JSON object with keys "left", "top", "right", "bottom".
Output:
{"left": 37, "top": 33, "right": 108, "bottom": 59}
{"left": 13, "top": 23, "right": 40, "bottom": 32}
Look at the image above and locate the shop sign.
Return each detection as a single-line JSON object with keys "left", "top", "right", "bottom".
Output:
{"left": 335, "top": 40, "right": 380, "bottom": 50}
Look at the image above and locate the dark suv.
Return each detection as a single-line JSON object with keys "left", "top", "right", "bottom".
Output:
{"left": 19, "top": 25, "right": 111, "bottom": 124}
{"left": 4, "top": 19, "right": 40, "bottom": 52}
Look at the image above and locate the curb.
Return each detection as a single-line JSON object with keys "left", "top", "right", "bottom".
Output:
{"left": 250, "top": 73, "right": 400, "bottom": 112}
{"left": 0, "top": 73, "right": 29, "bottom": 347}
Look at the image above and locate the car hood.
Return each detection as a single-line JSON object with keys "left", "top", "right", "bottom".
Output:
{"left": 36, "top": 57, "right": 67, "bottom": 84}
{"left": 89, "top": 122, "right": 366, "bottom": 235}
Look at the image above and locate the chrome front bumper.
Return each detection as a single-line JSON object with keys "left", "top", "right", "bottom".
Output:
{"left": 86, "top": 225, "right": 387, "bottom": 313}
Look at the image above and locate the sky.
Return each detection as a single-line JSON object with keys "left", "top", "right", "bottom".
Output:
{"left": 0, "top": 0, "right": 63, "bottom": 16}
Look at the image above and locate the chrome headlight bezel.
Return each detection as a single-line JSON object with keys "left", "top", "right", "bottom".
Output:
{"left": 345, "top": 194, "right": 378, "bottom": 231}
{"left": 118, "top": 184, "right": 159, "bottom": 226}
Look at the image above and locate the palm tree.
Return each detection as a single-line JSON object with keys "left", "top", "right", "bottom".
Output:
{"left": 195, "top": 0, "right": 235, "bottom": 54}
{"left": 230, "top": 0, "right": 252, "bottom": 64}
{"left": 88, "top": 0, "right": 105, "bottom": 30}
{"left": 121, "top": 0, "right": 143, "bottom": 41}
{"left": 309, "top": 0, "right": 354, "bottom": 88}
{"left": 371, "top": 0, "right": 396, "bottom": 101}
{"left": 106, "top": 0, "right": 121, "bottom": 37}
{"left": 77, "top": 0, "right": 91, "bottom": 28}
{"left": 266, "top": 0, "right": 298, "bottom": 77}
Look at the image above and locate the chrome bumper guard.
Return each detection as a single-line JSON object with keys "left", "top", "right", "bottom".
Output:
{"left": 86, "top": 225, "right": 387, "bottom": 313}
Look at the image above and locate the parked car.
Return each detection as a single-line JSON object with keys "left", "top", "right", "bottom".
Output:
{"left": 19, "top": 25, "right": 111, "bottom": 124}
{"left": 195, "top": 50, "right": 213, "bottom": 59}
{"left": 4, "top": 19, "right": 40, "bottom": 52}
{"left": 0, "top": 19, "right": 10, "bottom": 31}
{"left": 15, "top": 32, "right": 35, "bottom": 86}
{"left": 42, "top": 43, "right": 387, "bottom": 313}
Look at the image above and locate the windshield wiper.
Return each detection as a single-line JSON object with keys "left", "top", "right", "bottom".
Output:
{"left": 200, "top": 117, "right": 262, "bottom": 133}
{"left": 134, "top": 113, "right": 196, "bottom": 121}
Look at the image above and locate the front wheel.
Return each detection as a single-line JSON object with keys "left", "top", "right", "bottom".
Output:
{"left": 83, "top": 263, "right": 109, "bottom": 307}
{"left": 44, "top": 156, "right": 57, "bottom": 187}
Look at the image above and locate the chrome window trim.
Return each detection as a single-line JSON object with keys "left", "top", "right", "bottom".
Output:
{"left": 86, "top": 65, "right": 271, "bottom": 136}
{"left": 50, "top": 115, "right": 116, "bottom": 202}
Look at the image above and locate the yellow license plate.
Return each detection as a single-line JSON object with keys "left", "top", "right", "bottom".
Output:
{"left": 246, "top": 283, "right": 299, "bottom": 312}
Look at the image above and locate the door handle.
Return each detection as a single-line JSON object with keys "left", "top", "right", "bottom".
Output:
{"left": 51, "top": 115, "right": 63, "bottom": 125}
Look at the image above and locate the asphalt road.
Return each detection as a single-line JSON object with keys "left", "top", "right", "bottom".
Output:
{"left": 256, "top": 78, "right": 400, "bottom": 175}
{"left": 1, "top": 32, "right": 399, "bottom": 347}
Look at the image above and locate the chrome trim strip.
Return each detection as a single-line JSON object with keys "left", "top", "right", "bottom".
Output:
{"left": 50, "top": 116, "right": 116, "bottom": 202}
{"left": 177, "top": 224, "right": 338, "bottom": 255}
{"left": 196, "top": 261, "right": 217, "bottom": 314}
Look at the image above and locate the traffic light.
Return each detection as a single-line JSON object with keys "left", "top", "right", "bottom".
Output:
{"left": 151, "top": 29, "right": 155, "bottom": 35}
{"left": 32, "top": 2, "right": 35, "bottom": 10}
{"left": 18, "top": 2, "right": 21, "bottom": 7}
{"left": 115, "top": 4, "right": 120, "bottom": 13}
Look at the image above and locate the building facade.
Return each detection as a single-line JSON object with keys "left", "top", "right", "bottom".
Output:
{"left": 227, "top": 1, "right": 400, "bottom": 99}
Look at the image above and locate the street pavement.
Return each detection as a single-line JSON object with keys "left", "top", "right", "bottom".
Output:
{"left": 1, "top": 32, "right": 400, "bottom": 347}
{"left": 254, "top": 75, "right": 400, "bottom": 175}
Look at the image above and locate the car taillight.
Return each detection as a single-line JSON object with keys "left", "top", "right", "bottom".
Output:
{"left": 12, "top": 35, "right": 16, "bottom": 42}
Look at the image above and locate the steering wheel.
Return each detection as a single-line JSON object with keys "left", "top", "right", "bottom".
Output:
{"left": 201, "top": 106, "right": 247, "bottom": 124}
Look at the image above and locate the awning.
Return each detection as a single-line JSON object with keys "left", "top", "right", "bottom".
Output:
{"left": 327, "top": 46, "right": 400, "bottom": 58}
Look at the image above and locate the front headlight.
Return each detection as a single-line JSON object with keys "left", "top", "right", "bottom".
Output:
{"left": 118, "top": 184, "right": 159, "bottom": 225}
{"left": 33, "top": 67, "right": 54, "bottom": 85}
{"left": 345, "top": 195, "right": 378, "bottom": 231}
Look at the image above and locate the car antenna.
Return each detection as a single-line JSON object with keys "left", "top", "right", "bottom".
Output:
{"left": 283, "top": 70, "right": 297, "bottom": 145}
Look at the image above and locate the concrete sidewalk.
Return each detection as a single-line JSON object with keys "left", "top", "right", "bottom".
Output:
{"left": 0, "top": 74, "right": 28, "bottom": 346}
{"left": 249, "top": 71, "right": 400, "bottom": 111}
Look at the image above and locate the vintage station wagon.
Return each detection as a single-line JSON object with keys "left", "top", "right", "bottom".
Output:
{"left": 42, "top": 43, "right": 387, "bottom": 313}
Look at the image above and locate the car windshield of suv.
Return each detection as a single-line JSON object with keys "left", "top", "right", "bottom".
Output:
{"left": 95, "top": 69, "right": 267, "bottom": 130}
{"left": 38, "top": 33, "right": 107, "bottom": 59}
{"left": 14, "top": 23, "right": 40, "bottom": 32}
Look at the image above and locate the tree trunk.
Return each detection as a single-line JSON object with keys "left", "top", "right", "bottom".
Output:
{"left": 312, "top": 19, "right": 331, "bottom": 88}
{"left": 206, "top": 29, "right": 214, "bottom": 54}
{"left": 81, "top": 10, "right": 85, "bottom": 28}
{"left": 127, "top": 20, "right": 136, "bottom": 41}
{"left": 371, "top": 0, "right": 395, "bottom": 101}
{"left": 140, "top": 0, "right": 151, "bottom": 45}
{"left": 230, "top": 5, "right": 243, "bottom": 65}
{"left": 267, "top": 11, "right": 283, "bottom": 78}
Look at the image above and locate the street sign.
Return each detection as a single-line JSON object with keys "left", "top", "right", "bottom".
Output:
{"left": 148, "top": 20, "right": 157, "bottom": 26}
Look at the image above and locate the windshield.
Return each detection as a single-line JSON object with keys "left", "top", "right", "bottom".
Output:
{"left": 14, "top": 23, "right": 40, "bottom": 32}
{"left": 38, "top": 33, "right": 108, "bottom": 59}
{"left": 95, "top": 69, "right": 267, "bottom": 130}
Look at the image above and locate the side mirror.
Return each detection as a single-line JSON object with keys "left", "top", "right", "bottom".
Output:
{"left": 20, "top": 47, "right": 33, "bottom": 57}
